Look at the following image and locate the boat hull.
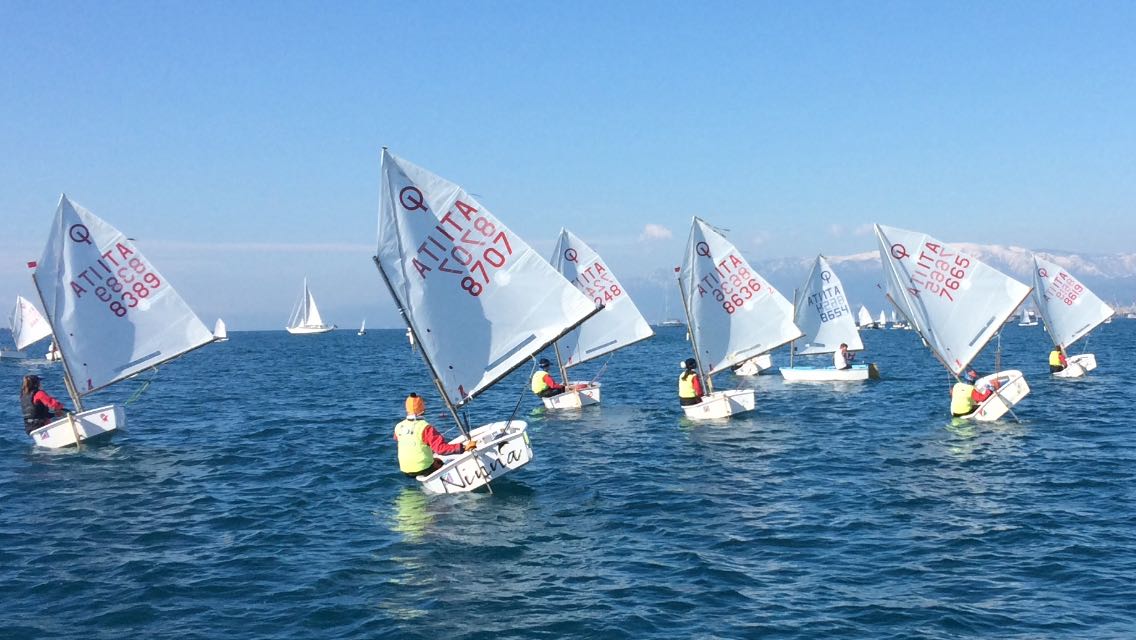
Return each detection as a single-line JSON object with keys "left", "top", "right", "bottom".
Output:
{"left": 417, "top": 420, "right": 533, "bottom": 494}
{"left": 1053, "top": 354, "right": 1096, "bottom": 378}
{"left": 780, "top": 363, "right": 879, "bottom": 382}
{"left": 733, "top": 354, "right": 773, "bottom": 377}
{"left": 960, "top": 370, "right": 1030, "bottom": 422}
{"left": 285, "top": 325, "right": 335, "bottom": 334}
{"left": 681, "top": 389, "right": 756, "bottom": 420}
{"left": 28, "top": 405, "right": 123, "bottom": 448}
{"left": 541, "top": 383, "right": 601, "bottom": 409}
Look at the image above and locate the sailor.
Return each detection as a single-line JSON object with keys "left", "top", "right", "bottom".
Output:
{"left": 1049, "top": 348, "right": 1068, "bottom": 373}
{"left": 950, "top": 369, "right": 998, "bottom": 417}
{"left": 531, "top": 358, "right": 565, "bottom": 398}
{"left": 834, "top": 343, "right": 855, "bottom": 370}
{"left": 394, "top": 393, "right": 475, "bottom": 478}
{"left": 20, "top": 375, "right": 68, "bottom": 434}
{"left": 678, "top": 358, "right": 705, "bottom": 406}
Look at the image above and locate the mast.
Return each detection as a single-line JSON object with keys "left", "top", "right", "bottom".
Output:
{"left": 789, "top": 287, "right": 799, "bottom": 367}
{"left": 31, "top": 272, "right": 83, "bottom": 411}
{"left": 677, "top": 267, "right": 712, "bottom": 392}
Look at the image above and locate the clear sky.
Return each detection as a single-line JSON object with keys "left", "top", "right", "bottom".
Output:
{"left": 2, "top": 1, "right": 1133, "bottom": 329}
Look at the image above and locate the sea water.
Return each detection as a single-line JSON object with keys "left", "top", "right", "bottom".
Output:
{"left": 1, "top": 323, "right": 1134, "bottom": 638}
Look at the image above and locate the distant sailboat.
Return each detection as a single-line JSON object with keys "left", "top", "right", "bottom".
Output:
{"left": 877, "top": 309, "right": 888, "bottom": 328}
{"left": 373, "top": 148, "right": 597, "bottom": 494}
{"left": 856, "top": 305, "right": 875, "bottom": 329}
{"left": 285, "top": 279, "right": 335, "bottom": 334}
{"left": 1031, "top": 255, "right": 1113, "bottom": 378}
{"left": 678, "top": 217, "right": 802, "bottom": 420}
{"left": 213, "top": 318, "right": 229, "bottom": 341}
{"left": 1017, "top": 309, "right": 1039, "bottom": 327}
{"left": 876, "top": 224, "right": 1031, "bottom": 422}
{"left": 358, "top": 319, "right": 366, "bottom": 336}
{"left": 5, "top": 295, "right": 53, "bottom": 360}
{"left": 28, "top": 195, "right": 216, "bottom": 448}
{"left": 658, "top": 276, "right": 685, "bottom": 327}
{"left": 544, "top": 228, "right": 654, "bottom": 409}
{"left": 779, "top": 255, "right": 879, "bottom": 382}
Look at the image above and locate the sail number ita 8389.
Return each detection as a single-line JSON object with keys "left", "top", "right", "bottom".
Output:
{"left": 68, "top": 243, "right": 164, "bottom": 318}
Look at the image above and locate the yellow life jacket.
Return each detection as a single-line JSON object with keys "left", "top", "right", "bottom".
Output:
{"left": 531, "top": 369, "right": 550, "bottom": 394}
{"left": 678, "top": 371, "right": 698, "bottom": 399}
{"left": 1049, "top": 350, "right": 1064, "bottom": 367}
{"left": 394, "top": 419, "right": 434, "bottom": 473}
{"left": 951, "top": 382, "right": 977, "bottom": 416}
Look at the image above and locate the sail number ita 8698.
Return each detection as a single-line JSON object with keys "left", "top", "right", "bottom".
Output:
{"left": 409, "top": 200, "right": 515, "bottom": 297}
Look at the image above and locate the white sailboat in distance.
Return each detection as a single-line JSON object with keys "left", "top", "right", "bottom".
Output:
{"left": 1031, "top": 255, "right": 1114, "bottom": 378}
{"left": 285, "top": 278, "right": 335, "bottom": 334}
{"left": 544, "top": 228, "right": 654, "bottom": 409}
{"left": 678, "top": 217, "right": 802, "bottom": 420}
{"left": 358, "top": 319, "right": 366, "bottom": 336}
{"left": 780, "top": 255, "right": 879, "bottom": 382}
{"left": 7, "top": 295, "right": 53, "bottom": 360}
{"left": 374, "top": 148, "right": 599, "bottom": 494}
{"left": 28, "top": 195, "right": 216, "bottom": 448}
{"left": 876, "top": 224, "right": 1032, "bottom": 422}
{"left": 856, "top": 305, "right": 875, "bottom": 329}
{"left": 213, "top": 318, "right": 229, "bottom": 341}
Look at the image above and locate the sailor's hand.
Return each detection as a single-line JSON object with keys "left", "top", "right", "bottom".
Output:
{"left": 463, "top": 440, "right": 477, "bottom": 452}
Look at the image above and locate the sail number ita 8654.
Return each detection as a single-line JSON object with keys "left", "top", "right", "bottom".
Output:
{"left": 409, "top": 200, "right": 514, "bottom": 297}
{"left": 68, "top": 243, "right": 164, "bottom": 318}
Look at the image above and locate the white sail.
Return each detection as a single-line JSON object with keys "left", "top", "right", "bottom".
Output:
{"left": 213, "top": 318, "right": 228, "bottom": 340}
{"left": 1031, "top": 255, "right": 1113, "bottom": 350}
{"left": 286, "top": 279, "right": 334, "bottom": 332}
{"left": 857, "top": 305, "right": 874, "bottom": 327}
{"left": 358, "top": 319, "right": 366, "bottom": 335}
{"left": 10, "top": 295, "right": 52, "bottom": 350}
{"left": 375, "top": 149, "right": 596, "bottom": 407}
{"left": 33, "top": 195, "right": 214, "bottom": 396}
{"left": 877, "top": 310, "right": 887, "bottom": 326}
{"left": 679, "top": 217, "right": 802, "bottom": 376}
{"left": 792, "top": 256, "right": 863, "bottom": 355}
{"left": 303, "top": 288, "right": 325, "bottom": 326}
{"left": 550, "top": 228, "right": 654, "bottom": 367}
{"left": 875, "top": 224, "right": 1031, "bottom": 375}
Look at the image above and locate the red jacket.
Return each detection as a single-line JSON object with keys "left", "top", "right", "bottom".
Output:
{"left": 393, "top": 423, "right": 465, "bottom": 456}
{"left": 541, "top": 372, "right": 564, "bottom": 391}
{"left": 690, "top": 374, "right": 704, "bottom": 397}
{"left": 34, "top": 390, "right": 65, "bottom": 413}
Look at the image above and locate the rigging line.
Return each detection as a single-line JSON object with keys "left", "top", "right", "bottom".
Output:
{"left": 507, "top": 358, "right": 539, "bottom": 427}
{"left": 589, "top": 353, "right": 614, "bottom": 385}
{"left": 125, "top": 368, "right": 161, "bottom": 405}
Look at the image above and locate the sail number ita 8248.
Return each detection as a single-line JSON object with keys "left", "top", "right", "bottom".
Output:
{"left": 409, "top": 200, "right": 515, "bottom": 297}
{"left": 68, "top": 243, "right": 164, "bottom": 318}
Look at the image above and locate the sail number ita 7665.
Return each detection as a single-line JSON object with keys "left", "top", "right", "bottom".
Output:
{"left": 409, "top": 200, "right": 514, "bottom": 297}
{"left": 68, "top": 243, "right": 163, "bottom": 318}
{"left": 904, "top": 242, "right": 971, "bottom": 302}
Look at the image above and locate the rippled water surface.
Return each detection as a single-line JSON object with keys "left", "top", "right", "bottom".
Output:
{"left": 2, "top": 323, "right": 1134, "bottom": 639}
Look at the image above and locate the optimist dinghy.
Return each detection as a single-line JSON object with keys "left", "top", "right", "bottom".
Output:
{"left": 373, "top": 149, "right": 598, "bottom": 493}
{"left": 1031, "top": 255, "right": 1113, "bottom": 379}
{"left": 676, "top": 217, "right": 802, "bottom": 420}
{"left": 876, "top": 224, "right": 1032, "bottom": 422}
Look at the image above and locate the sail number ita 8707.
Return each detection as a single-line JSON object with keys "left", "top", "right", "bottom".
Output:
{"left": 68, "top": 243, "right": 164, "bottom": 318}
{"left": 409, "top": 200, "right": 514, "bottom": 297}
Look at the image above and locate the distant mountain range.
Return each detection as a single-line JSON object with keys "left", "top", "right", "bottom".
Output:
{"left": 627, "top": 244, "right": 1136, "bottom": 324}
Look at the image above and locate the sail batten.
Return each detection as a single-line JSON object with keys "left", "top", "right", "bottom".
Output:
{"left": 33, "top": 195, "right": 214, "bottom": 396}
{"left": 375, "top": 149, "right": 596, "bottom": 407}
{"left": 876, "top": 224, "right": 1031, "bottom": 375}
{"left": 680, "top": 217, "right": 802, "bottom": 378}
{"left": 550, "top": 229, "right": 654, "bottom": 369}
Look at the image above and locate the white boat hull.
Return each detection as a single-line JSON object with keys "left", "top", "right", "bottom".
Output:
{"left": 960, "top": 370, "right": 1030, "bottom": 422}
{"left": 28, "top": 405, "right": 123, "bottom": 448}
{"left": 541, "top": 382, "right": 601, "bottom": 409}
{"left": 285, "top": 325, "right": 335, "bottom": 334}
{"left": 733, "top": 353, "right": 773, "bottom": 377}
{"left": 780, "top": 363, "right": 879, "bottom": 382}
{"left": 1053, "top": 354, "right": 1096, "bottom": 378}
{"left": 417, "top": 420, "right": 533, "bottom": 494}
{"left": 681, "top": 389, "right": 756, "bottom": 420}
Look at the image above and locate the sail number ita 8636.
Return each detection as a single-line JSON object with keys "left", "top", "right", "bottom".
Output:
{"left": 696, "top": 254, "right": 764, "bottom": 315}
{"left": 68, "top": 243, "right": 164, "bottom": 318}
{"left": 409, "top": 200, "right": 514, "bottom": 297}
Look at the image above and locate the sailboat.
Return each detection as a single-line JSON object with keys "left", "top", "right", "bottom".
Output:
{"left": 1031, "top": 255, "right": 1113, "bottom": 378}
{"left": 27, "top": 195, "right": 216, "bottom": 448}
{"left": 7, "top": 295, "right": 53, "bottom": 360}
{"left": 542, "top": 228, "right": 654, "bottom": 409}
{"left": 373, "top": 148, "right": 598, "bottom": 494}
{"left": 285, "top": 278, "right": 335, "bottom": 334}
{"left": 677, "top": 217, "right": 802, "bottom": 420}
{"left": 358, "top": 319, "right": 366, "bottom": 336}
{"left": 1017, "top": 308, "right": 1039, "bottom": 327}
{"left": 856, "top": 305, "right": 875, "bottom": 329}
{"left": 658, "top": 276, "right": 685, "bottom": 327}
{"left": 876, "top": 224, "right": 1032, "bottom": 422}
{"left": 213, "top": 318, "right": 229, "bottom": 341}
{"left": 876, "top": 309, "right": 888, "bottom": 328}
{"left": 779, "top": 255, "right": 879, "bottom": 382}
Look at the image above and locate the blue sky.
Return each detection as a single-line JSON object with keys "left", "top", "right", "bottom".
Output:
{"left": 2, "top": 1, "right": 1133, "bottom": 329}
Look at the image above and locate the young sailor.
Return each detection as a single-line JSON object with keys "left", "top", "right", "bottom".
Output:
{"left": 19, "top": 375, "right": 68, "bottom": 434}
{"left": 531, "top": 358, "right": 565, "bottom": 398}
{"left": 394, "top": 393, "right": 475, "bottom": 478}
{"left": 678, "top": 358, "right": 705, "bottom": 406}
{"left": 834, "top": 343, "right": 855, "bottom": 370}
{"left": 1049, "top": 348, "right": 1068, "bottom": 373}
{"left": 950, "top": 369, "right": 998, "bottom": 417}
